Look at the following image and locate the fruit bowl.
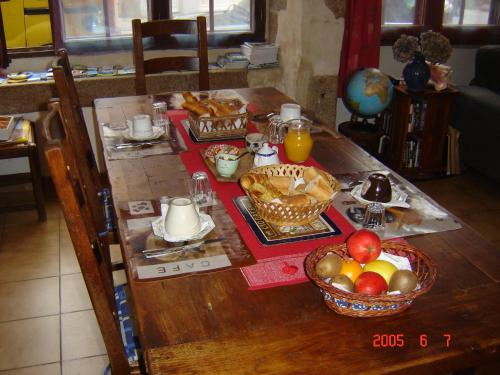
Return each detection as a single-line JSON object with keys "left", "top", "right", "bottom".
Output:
{"left": 305, "top": 241, "right": 437, "bottom": 317}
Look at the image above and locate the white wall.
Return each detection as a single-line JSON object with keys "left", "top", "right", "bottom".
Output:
{"left": 335, "top": 46, "right": 478, "bottom": 127}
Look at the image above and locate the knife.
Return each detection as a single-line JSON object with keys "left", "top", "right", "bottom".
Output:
{"left": 142, "top": 238, "right": 224, "bottom": 258}
{"left": 113, "top": 140, "right": 168, "bottom": 150}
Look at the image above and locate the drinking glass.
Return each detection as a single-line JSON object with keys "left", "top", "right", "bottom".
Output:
{"left": 187, "top": 171, "right": 213, "bottom": 207}
{"left": 362, "top": 202, "right": 386, "bottom": 231}
{"left": 268, "top": 114, "right": 285, "bottom": 144}
{"left": 152, "top": 101, "right": 169, "bottom": 134}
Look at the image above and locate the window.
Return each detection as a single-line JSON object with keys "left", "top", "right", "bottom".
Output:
{"left": 381, "top": 0, "right": 500, "bottom": 45}
{"left": 58, "top": 0, "right": 149, "bottom": 41}
{"left": 0, "top": 0, "right": 265, "bottom": 64}
{"left": 171, "top": 0, "right": 252, "bottom": 32}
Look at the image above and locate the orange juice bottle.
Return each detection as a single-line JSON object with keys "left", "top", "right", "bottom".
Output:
{"left": 284, "top": 119, "right": 313, "bottom": 163}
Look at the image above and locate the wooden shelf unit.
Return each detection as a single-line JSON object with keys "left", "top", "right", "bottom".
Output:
{"left": 380, "top": 85, "right": 458, "bottom": 180}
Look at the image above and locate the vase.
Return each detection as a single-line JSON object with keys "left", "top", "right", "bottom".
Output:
{"left": 403, "top": 53, "right": 431, "bottom": 92}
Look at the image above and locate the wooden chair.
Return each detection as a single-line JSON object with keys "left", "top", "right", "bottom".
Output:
{"left": 50, "top": 49, "right": 120, "bottom": 252}
{"left": 132, "top": 16, "right": 209, "bottom": 95}
{"left": 42, "top": 100, "right": 141, "bottom": 375}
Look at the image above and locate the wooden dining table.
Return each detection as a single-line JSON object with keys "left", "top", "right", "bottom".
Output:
{"left": 94, "top": 87, "right": 500, "bottom": 374}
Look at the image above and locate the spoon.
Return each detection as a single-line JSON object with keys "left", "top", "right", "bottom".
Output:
{"left": 236, "top": 151, "right": 249, "bottom": 160}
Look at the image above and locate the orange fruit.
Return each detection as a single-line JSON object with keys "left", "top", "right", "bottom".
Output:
{"left": 339, "top": 259, "right": 363, "bottom": 282}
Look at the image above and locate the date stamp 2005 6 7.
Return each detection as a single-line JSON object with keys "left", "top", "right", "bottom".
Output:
{"left": 372, "top": 333, "right": 452, "bottom": 348}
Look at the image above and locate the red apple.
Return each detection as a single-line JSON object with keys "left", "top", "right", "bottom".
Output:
{"left": 346, "top": 229, "right": 382, "bottom": 263}
{"left": 354, "top": 272, "right": 388, "bottom": 295}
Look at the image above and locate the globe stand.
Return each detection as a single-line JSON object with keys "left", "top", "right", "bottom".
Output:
{"left": 338, "top": 117, "right": 384, "bottom": 156}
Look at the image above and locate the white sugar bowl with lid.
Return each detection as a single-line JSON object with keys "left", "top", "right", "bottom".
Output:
{"left": 253, "top": 142, "right": 280, "bottom": 168}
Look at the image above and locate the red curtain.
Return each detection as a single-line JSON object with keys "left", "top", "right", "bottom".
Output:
{"left": 338, "top": 0, "right": 382, "bottom": 97}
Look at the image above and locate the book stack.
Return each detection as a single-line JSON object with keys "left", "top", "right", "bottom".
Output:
{"left": 217, "top": 52, "right": 249, "bottom": 69}
{"left": 240, "top": 42, "right": 279, "bottom": 68}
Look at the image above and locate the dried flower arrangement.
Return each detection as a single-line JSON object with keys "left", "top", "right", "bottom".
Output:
{"left": 392, "top": 31, "right": 452, "bottom": 64}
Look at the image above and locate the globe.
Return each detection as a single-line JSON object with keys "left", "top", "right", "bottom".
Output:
{"left": 344, "top": 68, "right": 394, "bottom": 118}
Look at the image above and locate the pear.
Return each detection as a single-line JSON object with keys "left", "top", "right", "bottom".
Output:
{"left": 389, "top": 270, "right": 418, "bottom": 293}
{"left": 315, "top": 253, "right": 342, "bottom": 278}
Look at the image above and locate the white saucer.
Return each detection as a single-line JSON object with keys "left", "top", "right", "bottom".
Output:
{"left": 151, "top": 213, "right": 215, "bottom": 242}
{"left": 123, "top": 124, "right": 164, "bottom": 141}
{"left": 351, "top": 184, "right": 410, "bottom": 208}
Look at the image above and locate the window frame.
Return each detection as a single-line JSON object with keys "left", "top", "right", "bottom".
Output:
{"left": 381, "top": 0, "right": 500, "bottom": 45}
{"left": 2, "top": 0, "right": 266, "bottom": 60}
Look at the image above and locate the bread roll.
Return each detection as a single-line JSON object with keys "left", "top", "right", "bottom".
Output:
{"left": 305, "top": 176, "right": 333, "bottom": 201}
{"left": 268, "top": 176, "right": 294, "bottom": 195}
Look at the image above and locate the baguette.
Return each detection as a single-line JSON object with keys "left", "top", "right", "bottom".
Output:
{"left": 207, "top": 99, "right": 233, "bottom": 116}
{"left": 182, "top": 91, "right": 198, "bottom": 103}
{"left": 279, "top": 194, "right": 311, "bottom": 206}
{"left": 303, "top": 167, "right": 333, "bottom": 192}
{"left": 290, "top": 183, "right": 307, "bottom": 195}
{"left": 181, "top": 102, "right": 210, "bottom": 116}
{"left": 305, "top": 176, "right": 333, "bottom": 201}
{"left": 268, "top": 176, "right": 294, "bottom": 195}
{"left": 303, "top": 167, "right": 330, "bottom": 184}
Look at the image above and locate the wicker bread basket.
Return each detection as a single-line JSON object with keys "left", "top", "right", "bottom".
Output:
{"left": 305, "top": 242, "right": 437, "bottom": 317}
{"left": 188, "top": 108, "right": 248, "bottom": 139}
{"left": 241, "top": 164, "right": 340, "bottom": 226}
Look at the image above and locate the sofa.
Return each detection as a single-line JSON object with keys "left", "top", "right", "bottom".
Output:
{"left": 450, "top": 45, "right": 500, "bottom": 183}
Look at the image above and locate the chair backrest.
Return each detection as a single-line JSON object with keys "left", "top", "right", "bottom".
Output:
{"left": 42, "top": 100, "right": 131, "bottom": 374}
{"left": 132, "top": 16, "right": 209, "bottom": 95}
{"left": 51, "top": 49, "right": 111, "bottom": 238}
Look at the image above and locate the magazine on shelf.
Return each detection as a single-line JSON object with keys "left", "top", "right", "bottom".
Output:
{"left": 240, "top": 42, "right": 279, "bottom": 65}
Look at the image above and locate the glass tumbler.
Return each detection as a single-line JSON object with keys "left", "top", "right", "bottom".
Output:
{"left": 268, "top": 115, "right": 285, "bottom": 144}
{"left": 362, "top": 202, "right": 386, "bottom": 231}
{"left": 152, "top": 101, "right": 169, "bottom": 134}
{"left": 187, "top": 171, "right": 213, "bottom": 207}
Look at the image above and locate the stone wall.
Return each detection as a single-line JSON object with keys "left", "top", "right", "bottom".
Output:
{"left": 257, "top": 0, "right": 345, "bottom": 127}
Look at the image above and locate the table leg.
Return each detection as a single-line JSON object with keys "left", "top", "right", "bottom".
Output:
{"left": 28, "top": 145, "right": 46, "bottom": 221}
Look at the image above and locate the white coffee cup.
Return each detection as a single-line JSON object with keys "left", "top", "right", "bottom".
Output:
{"left": 280, "top": 103, "right": 301, "bottom": 122}
{"left": 131, "top": 114, "right": 153, "bottom": 138}
{"left": 163, "top": 197, "right": 201, "bottom": 238}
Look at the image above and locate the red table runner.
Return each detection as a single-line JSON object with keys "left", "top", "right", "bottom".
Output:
{"left": 169, "top": 110, "right": 356, "bottom": 288}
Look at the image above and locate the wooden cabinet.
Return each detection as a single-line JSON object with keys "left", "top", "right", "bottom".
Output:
{"left": 379, "top": 85, "right": 458, "bottom": 180}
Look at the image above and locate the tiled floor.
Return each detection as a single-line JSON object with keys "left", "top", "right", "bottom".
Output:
{"left": 0, "top": 192, "right": 110, "bottom": 375}
{"left": 0, "top": 169, "right": 498, "bottom": 374}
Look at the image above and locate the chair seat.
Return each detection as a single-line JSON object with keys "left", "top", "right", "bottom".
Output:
{"left": 102, "top": 284, "right": 140, "bottom": 375}
{"left": 115, "top": 284, "right": 140, "bottom": 365}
